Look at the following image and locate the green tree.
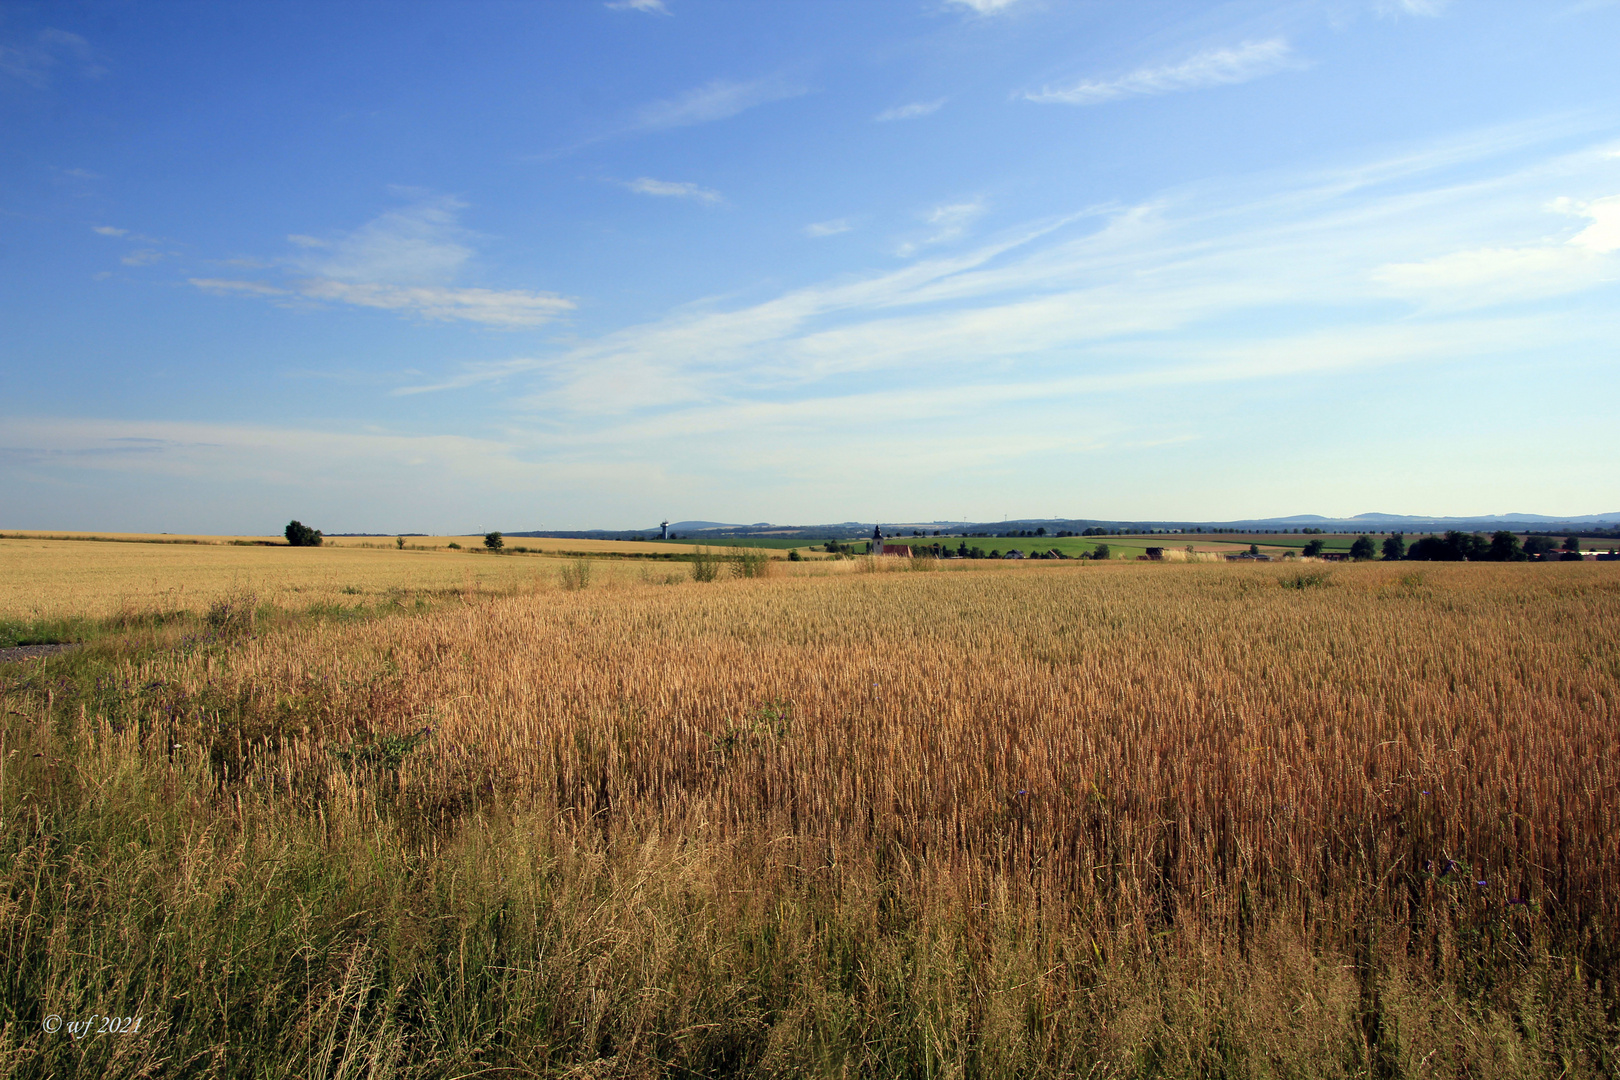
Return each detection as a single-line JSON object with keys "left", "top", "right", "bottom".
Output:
{"left": 484, "top": 531, "right": 504, "bottom": 552}
{"left": 1487, "top": 530, "right": 1526, "bottom": 562}
{"left": 1093, "top": 543, "right": 1111, "bottom": 560}
{"left": 1303, "top": 539, "right": 1326, "bottom": 558}
{"left": 1450, "top": 531, "right": 1489, "bottom": 560}
{"left": 1249, "top": 543, "right": 1260, "bottom": 556}
{"left": 395, "top": 535, "right": 405, "bottom": 550}
{"left": 284, "top": 520, "right": 323, "bottom": 547}
{"left": 1563, "top": 535, "right": 1582, "bottom": 552}
{"left": 1382, "top": 534, "right": 1406, "bottom": 561}
{"left": 1349, "top": 535, "right": 1376, "bottom": 561}
{"left": 1523, "top": 535, "right": 1556, "bottom": 558}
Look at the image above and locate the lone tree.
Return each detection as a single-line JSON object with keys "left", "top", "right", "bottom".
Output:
{"left": 484, "top": 531, "right": 504, "bottom": 552}
{"left": 1382, "top": 534, "right": 1406, "bottom": 561}
{"left": 1349, "top": 535, "right": 1377, "bottom": 561}
{"left": 284, "top": 520, "right": 323, "bottom": 547}
{"left": 1303, "top": 539, "right": 1325, "bottom": 558}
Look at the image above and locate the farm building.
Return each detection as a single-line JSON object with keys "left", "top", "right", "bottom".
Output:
{"left": 870, "top": 525, "right": 912, "bottom": 557}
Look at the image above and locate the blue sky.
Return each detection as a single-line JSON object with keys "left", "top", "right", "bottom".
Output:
{"left": 3, "top": 0, "right": 1617, "bottom": 533}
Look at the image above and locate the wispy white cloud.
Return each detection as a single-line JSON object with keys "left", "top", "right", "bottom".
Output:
{"left": 191, "top": 278, "right": 572, "bottom": 327}
{"left": 1562, "top": 194, "right": 1620, "bottom": 252}
{"left": 804, "top": 219, "right": 853, "bottom": 238}
{"left": 0, "top": 27, "right": 103, "bottom": 87}
{"left": 606, "top": 0, "right": 671, "bottom": 13}
{"left": 1373, "top": 246, "right": 1608, "bottom": 308}
{"left": 534, "top": 72, "right": 809, "bottom": 158}
{"left": 491, "top": 125, "right": 1620, "bottom": 446}
{"left": 875, "top": 99, "right": 946, "bottom": 122}
{"left": 944, "top": 0, "right": 1023, "bottom": 14}
{"left": 1377, "top": 0, "right": 1450, "bottom": 16}
{"left": 189, "top": 278, "right": 291, "bottom": 297}
{"left": 188, "top": 193, "right": 575, "bottom": 327}
{"left": 1025, "top": 39, "right": 1300, "bottom": 106}
{"left": 120, "top": 249, "right": 171, "bottom": 267}
{"left": 622, "top": 177, "right": 723, "bottom": 203}
{"left": 896, "top": 199, "right": 986, "bottom": 256}
{"left": 92, "top": 225, "right": 127, "bottom": 237}
{"left": 300, "top": 281, "right": 574, "bottom": 327}
{"left": 294, "top": 193, "right": 472, "bottom": 285}
{"left": 392, "top": 357, "right": 542, "bottom": 396}
{"left": 1372, "top": 193, "right": 1620, "bottom": 307}
{"left": 633, "top": 76, "right": 807, "bottom": 131}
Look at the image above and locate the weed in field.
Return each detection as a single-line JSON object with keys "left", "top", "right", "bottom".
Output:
{"left": 331, "top": 726, "right": 434, "bottom": 770}
{"left": 205, "top": 588, "right": 258, "bottom": 634}
{"left": 559, "top": 557, "right": 592, "bottom": 590}
{"left": 731, "top": 549, "right": 772, "bottom": 579}
{"left": 691, "top": 546, "right": 720, "bottom": 582}
{"left": 1280, "top": 570, "right": 1332, "bottom": 589}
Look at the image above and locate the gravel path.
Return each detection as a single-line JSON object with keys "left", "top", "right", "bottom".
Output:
{"left": 0, "top": 643, "right": 83, "bottom": 664}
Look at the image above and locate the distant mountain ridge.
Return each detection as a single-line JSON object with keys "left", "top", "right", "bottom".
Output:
{"left": 501, "top": 511, "right": 1620, "bottom": 542}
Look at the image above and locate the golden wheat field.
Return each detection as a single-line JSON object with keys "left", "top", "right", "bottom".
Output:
{"left": 0, "top": 535, "right": 793, "bottom": 619}
{"left": 0, "top": 529, "right": 716, "bottom": 555}
{"left": 3, "top": 556, "right": 1619, "bottom": 1077}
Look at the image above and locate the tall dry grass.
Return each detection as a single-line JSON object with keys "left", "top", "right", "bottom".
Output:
{"left": 2, "top": 561, "right": 1617, "bottom": 1076}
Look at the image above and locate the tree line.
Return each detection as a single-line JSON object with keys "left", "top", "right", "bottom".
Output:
{"left": 1396, "top": 531, "right": 1588, "bottom": 562}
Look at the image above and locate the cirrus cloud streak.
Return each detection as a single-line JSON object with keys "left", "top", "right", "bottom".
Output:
{"left": 1025, "top": 39, "right": 1300, "bottom": 106}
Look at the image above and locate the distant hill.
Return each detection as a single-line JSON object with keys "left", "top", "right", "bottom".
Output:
{"left": 498, "top": 511, "right": 1620, "bottom": 543}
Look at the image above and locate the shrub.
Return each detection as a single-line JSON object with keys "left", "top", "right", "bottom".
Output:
{"left": 559, "top": 558, "right": 592, "bottom": 591}
{"left": 447, "top": 542, "right": 462, "bottom": 550}
{"left": 732, "top": 550, "right": 771, "bottom": 579}
{"left": 691, "top": 547, "right": 720, "bottom": 583}
{"left": 284, "top": 520, "right": 323, "bottom": 547}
